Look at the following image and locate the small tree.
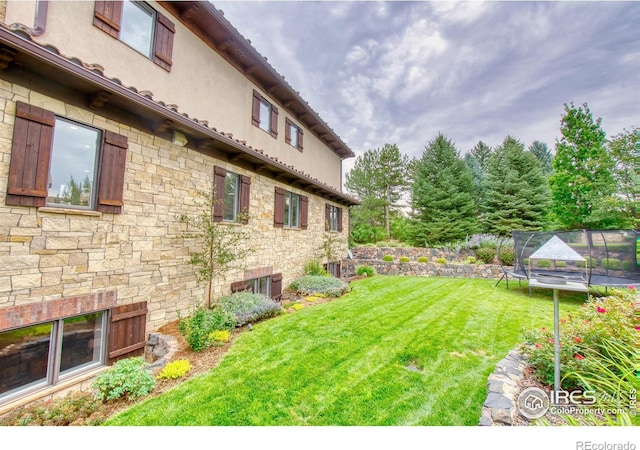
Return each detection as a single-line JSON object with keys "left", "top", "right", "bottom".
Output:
{"left": 179, "top": 190, "right": 252, "bottom": 307}
{"left": 317, "top": 232, "right": 347, "bottom": 263}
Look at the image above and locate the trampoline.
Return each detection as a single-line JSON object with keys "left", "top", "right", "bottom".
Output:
{"left": 495, "top": 229, "right": 640, "bottom": 290}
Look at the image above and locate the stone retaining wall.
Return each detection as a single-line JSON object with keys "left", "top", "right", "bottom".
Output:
{"left": 351, "top": 247, "right": 477, "bottom": 263}
{"left": 479, "top": 350, "right": 528, "bottom": 426}
{"left": 344, "top": 259, "right": 503, "bottom": 280}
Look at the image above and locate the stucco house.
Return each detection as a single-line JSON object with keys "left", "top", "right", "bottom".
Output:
{"left": 0, "top": 0, "right": 357, "bottom": 413}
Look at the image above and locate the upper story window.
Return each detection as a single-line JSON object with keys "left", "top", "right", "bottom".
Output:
{"left": 213, "top": 166, "right": 251, "bottom": 224}
{"left": 325, "top": 204, "right": 343, "bottom": 232}
{"left": 252, "top": 90, "right": 278, "bottom": 138}
{"left": 120, "top": 1, "right": 154, "bottom": 57}
{"left": 285, "top": 118, "right": 304, "bottom": 152}
{"left": 274, "top": 187, "right": 308, "bottom": 229}
{"left": 6, "top": 102, "right": 128, "bottom": 214}
{"left": 93, "top": 1, "right": 175, "bottom": 71}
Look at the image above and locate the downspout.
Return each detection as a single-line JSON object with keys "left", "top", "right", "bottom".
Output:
{"left": 9, "top": 0, "right": 48, "bottom": 36}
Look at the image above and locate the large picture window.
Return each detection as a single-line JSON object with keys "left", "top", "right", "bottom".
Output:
{"left": 0, "top": 312, "right": 106, "bottom": 402}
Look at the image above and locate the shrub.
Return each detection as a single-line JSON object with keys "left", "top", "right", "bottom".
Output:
{"left": 218, "top": 292, "right": 283, "bottom": 327}
{"left": 435, "top": 257, "right": 447, "bottom": 264}
{"left": 498, "top": 247, "right": 515, "bottom": 266}
{"left": 621, "top": 260, "right": 635, "bottom": 272}
{"left": 157, "top": 359, "right": 191, "bottom": 380}
{"left": 535, "top": 259, "right": 552, "bottom": 268}
{"left": 209, "top": 329, "right": 231, "bottom": 343}
{"left": 576, "top": 257, "right": 597, "bottom": 268}
{"left": 382, "top": 254, "right": 394, "bottom": 262}
{"left": 475, "top": 248, "right": 495, "bottom": 264}
{"left": 600, "top": 258, "right": 621, "bottom": 271}
{"left": 555, "top": 260, "right": 567, "bottom": 268}
{"left": 399, "top": 256, "right": 410, "bottom": 263}
{"left": 291, "top": 303, "right": 304, "bottom": 311}
{"left": 177, "top": 304, "right": 236, "bottom": 352}
{"left": 521, "top": 292, "right": 635, "bottom": 390}
{"left": 464, "top": 256, "right": 477, "bottom": 264}
{"left": 92, "top": 357, "right": 156, "bottom": 402}
{"left": 356, "top": 265, "right": 375, "bottom": 277}
{"left": 417, "top": 256, "right": 429, "bottom": 263}
{"left": 302, "top": 259, "right": 329, "bottom": 276}
{"left": 288, "top": 275, "right": 348, "bottom": 297}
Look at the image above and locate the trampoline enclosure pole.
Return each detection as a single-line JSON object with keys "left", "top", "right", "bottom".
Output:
{"left": 553, "top": 288, "right": 561, "bottom": 402}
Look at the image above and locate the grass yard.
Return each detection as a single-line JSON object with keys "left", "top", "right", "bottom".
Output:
{"left": 105, "top": 276, "right": 586, "bottom": 426}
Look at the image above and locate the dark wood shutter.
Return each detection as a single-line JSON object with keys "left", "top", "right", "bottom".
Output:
{"left": 231, "top": 280, "right": 247, "bottom": 293}
{"left": 274, "top": 187, "right": 285, "bottom": 228}
{"left": 336, "top": 263, "right": 342, "bottom": 278}
{"left": 97, "top": 130, "right": 128, "bottom": 214}
{"left": 300, "top": 195, "right": 309, "bottom": 230}
{"left": 240, "top": 175, "right": 251, "bottom": 224}
{"left": 6, "top": 102, "right": 55, "bottom": 207}
{"left": 298, "top": 128, "right": 304, "bottom": 151}
{"left": 108, "top": 301, "right": 148, "bottom": 364}
{"left": 325, "top": 204, "right": 331, "bottom": 231}
{"left": 270, "top": 273, "right": 282, "bottom": 301}
{"left": 251, "top": 91, "right": 261, "bottom": 127}
{"left": 284, "top": 119, "right": 291, "bottom": 145}
{"left": 93, "top": 1, "right": 123, "bottom": 38}
{"left": 270, "top": 105, "right": 279, "bottom": 138}
{"left": 153, "top": 11, "right": 175, "bottom": 71}
{"left": 213, "top": 166, "right": 226, "bottom": 222}
{"left": 337, "top": 207, "right": 343, "bottom": 232}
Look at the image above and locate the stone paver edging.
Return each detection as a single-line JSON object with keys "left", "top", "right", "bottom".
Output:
{"left": 479, "top": 349, "right": 528, "bottom": 426}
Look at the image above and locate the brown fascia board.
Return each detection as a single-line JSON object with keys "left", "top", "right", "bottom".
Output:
{"left": 0, "top": 27, "right": 360, "bottom": 207}
{"left": 159, "top": 1, "right": 355, "bottom": 160}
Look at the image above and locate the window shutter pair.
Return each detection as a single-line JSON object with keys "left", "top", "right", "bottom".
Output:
{"left": 284, "top": 119, "right": 304, "bottom": 151}
{"left": 251, "top": 90, "right": 278, "bottom": 137}
{"left": 324, "top": 204, "right": 343, "bottom": 232}
{"left": 213, "top": 166, "right": 251, "bottom": 224}
{"left": 93, "top": 1, "right": 175, "bottom": 71}
{"left": 274, "top": 188, "right": 307, "bottom": 229}
{"left": 6, "top": 102, "right": 128, "bottom": 213}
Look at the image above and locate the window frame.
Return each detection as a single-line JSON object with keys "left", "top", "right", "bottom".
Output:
{"left": 46, "top": 117, "right": 101, "bottom": 211}
{"left": 222, "top": 171, "right": 241, "bottom": 222}
{"left": 0, "top": 312, "right": 108, "bottom": 403}
{"left": 119, "top": 0, "right": 156, "bottom": 59}
{"left": 325, "top": 204, "right": 343, "bottom": 232}
{"left": 252, "top": 90, "right": 278, "bottom": 138}
{"left": 284, "top": 191, "right": 300, "bottom": 228}
{"left": 213, "top": 166, "right": 250, "bottom": 224}
{"left": 285, "top": 118, "right": 304, "bottom": 152}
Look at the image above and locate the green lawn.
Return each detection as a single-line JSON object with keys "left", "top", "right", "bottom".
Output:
{"left": 105, "top": 276, "right": 586, "bottom": 426}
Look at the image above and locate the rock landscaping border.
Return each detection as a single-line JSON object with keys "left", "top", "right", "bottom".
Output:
{"left": 479, "top": 350, "right": 529, "bottom": 426}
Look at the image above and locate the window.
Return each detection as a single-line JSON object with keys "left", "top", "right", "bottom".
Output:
{"left": 47, "top": 119, "right": 100, "bottom": 209}
{"left": 6, "top": 102, "right": 128, "bottom": 214}
{"left": 93, "top": 1, "right": 175, "bottom": 71}
{"left": 231, "top": 273, "right": 283, "bottom": 301}
{"left": 274, "top": 188, "right": 308, "bottom": 229}
{"left": 252, "top": 90, "right": 278, "bottom": 138}
{"left": 213, "top": 166, "right": 250, "bottom": 223}
{"left": 325, "top": 204, "right": 343, "bottom": 232}
{"left": 0, "top": 312, "right": 106, "bottom": 402}
{"left": 325, "top": 262, "right": 341, "bottom": 278}
{"left": 120, "top": 0, "right": 154, "bottom": 57}
{"left": 285, "top": 118, "right": 304, "bottom": 151}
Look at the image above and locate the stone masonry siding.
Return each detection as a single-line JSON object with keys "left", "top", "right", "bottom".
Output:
{"left": 0, "top": 82, "right": 348, "bottom": 332}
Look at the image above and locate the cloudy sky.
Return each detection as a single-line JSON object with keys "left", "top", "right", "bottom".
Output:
{"left": 214, "top": 1, "right": 639, "bottom": 174}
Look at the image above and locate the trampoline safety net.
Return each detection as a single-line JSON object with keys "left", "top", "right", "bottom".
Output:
{"left": 508, "top": 229, "right": 640, "bottom": 287}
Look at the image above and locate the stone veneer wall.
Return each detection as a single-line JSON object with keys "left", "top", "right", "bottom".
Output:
{"left": 351, "top": 247, "right": 479, "bottom": 263}
{"left": 0, "top": 82, "right": 348, "bottom": 333}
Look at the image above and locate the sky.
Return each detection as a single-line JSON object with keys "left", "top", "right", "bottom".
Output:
{"left": 213, "top": 0, "right": 639, "bottom": 175}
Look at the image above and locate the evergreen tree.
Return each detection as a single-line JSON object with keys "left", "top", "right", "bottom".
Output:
{"left": 463, "top": 153, "right": 485, "bottom": 218}
{"left": 409, "top": 134, "right": 478, "bottom": 246}
{"left": 469, "top": 141, "right": 492, "bottom": 171}
{"left": 345, "top": 143, "right": 409, "bottom": 241}
{"left": 528, "top": 140, "right": 553, "bottom": 176}
{"left": 549, "top": 103, "right": 620, "bottom": 229}
{"left": 482, "top": 136, "right": 551, "bottom": 236}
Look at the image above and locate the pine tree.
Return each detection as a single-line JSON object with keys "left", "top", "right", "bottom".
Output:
{"left": 528, "top": 140, "right": 553, "bottom": 176}
{"left": 482, "top": 136, "right": 551, "bottom": 236}
{"left": 409, "top": 134, "right": 478, "bottom": 246}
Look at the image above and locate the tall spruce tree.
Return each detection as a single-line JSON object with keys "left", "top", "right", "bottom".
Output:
{"left": 528, "top": 140, "right": 553, "bottom": 176}
{"left": 345, "top": 143, "right": 409, "bottom": 240}
{"left": 482, "top": 136, "right": 551, "bottom": 236}
{"left": 549, "top": 103, "right": 619, "bottom": 229}
{"left": 469, "top": 141, "right": 493, "bottom": 171}
{"left": 409, "top": 134, "right": 478, "bottom": 246}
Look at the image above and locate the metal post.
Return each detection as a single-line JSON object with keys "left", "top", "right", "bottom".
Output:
{"left": 553, "top": 288, "right": 561, "bottom": 403}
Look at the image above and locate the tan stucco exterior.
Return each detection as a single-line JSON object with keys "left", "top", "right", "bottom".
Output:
{"left": 3, "top": 1, "right": 344, "bottom": 188}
